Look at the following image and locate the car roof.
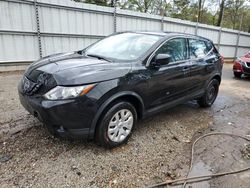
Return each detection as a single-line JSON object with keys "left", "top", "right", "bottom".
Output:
{"left": 122, "top": 31, "right": 211, "bottom": 42}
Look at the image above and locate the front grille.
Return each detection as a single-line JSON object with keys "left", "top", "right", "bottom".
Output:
{"left": 246, "top": 62, "right": 250, "bottom": 67}
{"left": 242, "top": 66, "right": 250, "bottom": 74}
{"left": 21, "top": 72, "right": 57, "bottom": 96}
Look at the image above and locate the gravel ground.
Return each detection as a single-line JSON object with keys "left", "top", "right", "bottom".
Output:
{"left": 0, "top": 64, "right": 249, "bottom": 188}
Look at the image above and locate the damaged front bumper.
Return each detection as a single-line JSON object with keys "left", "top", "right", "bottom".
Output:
{"left": 18, "top": 82, "right": 96, "bottom": 139}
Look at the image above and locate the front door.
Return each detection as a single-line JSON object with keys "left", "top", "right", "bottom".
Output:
{"left": 146, "top": 37, "right": 191, "bottom": 109}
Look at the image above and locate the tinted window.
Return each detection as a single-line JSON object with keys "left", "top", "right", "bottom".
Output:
{"left": 205, "top": 41, "right": 213, "bottom": 52}
{"left": 189, "top": 39, "right": 209, "bottom": 59}
{"left": 156, "top": 38, "right": 187, "bottom": 63}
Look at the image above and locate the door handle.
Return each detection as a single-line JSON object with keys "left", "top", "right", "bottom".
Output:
{"left": 182, "top": 66, "right": 190, "bottom": 75}
{"left": 207, "top": 58, "right": 218, "bottom": 64}
{"left": 182, "top": 66, "right": 190, "bottom": 71}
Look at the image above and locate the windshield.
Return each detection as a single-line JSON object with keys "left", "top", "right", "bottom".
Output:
{"left": 85, "top": 33, "right": 162, "bottom": 61}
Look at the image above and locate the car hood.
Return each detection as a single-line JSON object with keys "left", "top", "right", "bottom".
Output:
{"left": 25, "top": 52, "right": 132, "bottom": 85}
{"left": 241, "top": 56, "right": 250, "bottom": 63}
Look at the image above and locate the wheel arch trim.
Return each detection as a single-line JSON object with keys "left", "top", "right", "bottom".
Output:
{"left": 211, "top": 74, "right": 221, "bottom": 84}
{"left": 206, "top": 73, "right": 221, "bottom": 86}
{"left": 88, "top": 91, "right": 145, "bottom": 138}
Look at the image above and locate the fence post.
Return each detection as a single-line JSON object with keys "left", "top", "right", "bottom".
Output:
{"left": 34, "top": 0, "right": 42, "bottom": 58}
{"left": 160, "top": 8, "right": 164, "bottom": 31}
{"left": 234, "top": 13, "right": 243, "bottom": 59}
{"left": 234, "top": 31, "right": 240, "bottom": 58}
{"left": 217, "top": 27, "right": 222, "bottom": 51}
{"left": 160, "top": 14, "right": 164, "bottom": 31}
{"left": 113, "top": 0, "right": 117, "bottom": 33}
{"left": 195, "top": 22, "right": 198, "bottom": 35}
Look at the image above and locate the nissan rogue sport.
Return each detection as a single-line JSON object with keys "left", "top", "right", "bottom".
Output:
{"left": 18, "top": 31, "right": 223, "bottom": 148}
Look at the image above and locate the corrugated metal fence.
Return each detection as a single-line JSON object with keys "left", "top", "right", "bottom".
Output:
{"left": 0, "top": 0, "right": 250, "bottom": 64}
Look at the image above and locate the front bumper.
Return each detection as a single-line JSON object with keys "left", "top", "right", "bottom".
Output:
{"left": 233, "top": 62, "right": 250, "bottom": 75}
{"left": 18, "top": 84, "right": 98, "bottom": 139}
{"left": 242, "top": 66, "right": 250, "bottom": 75}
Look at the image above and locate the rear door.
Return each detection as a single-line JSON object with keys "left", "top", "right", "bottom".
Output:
{"left": 187, "top": 38, "right": 217, "bottom": 91}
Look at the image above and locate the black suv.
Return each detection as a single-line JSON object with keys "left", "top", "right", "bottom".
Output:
{"left": 18, "top": 31, "right": 223, "bottom": 147}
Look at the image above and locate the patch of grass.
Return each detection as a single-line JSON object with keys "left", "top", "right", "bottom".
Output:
{"left": 241, "top": 144, "right": 250, "bottom": 160}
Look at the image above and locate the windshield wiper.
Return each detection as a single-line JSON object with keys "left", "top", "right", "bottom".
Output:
{"left": 86, "top": 54, "right": 113, "bottom": 62}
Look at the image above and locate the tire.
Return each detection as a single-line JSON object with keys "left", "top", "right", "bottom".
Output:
{"left": 234, "top": 72, "right": 242, "bottom": 78}
{"left": 95, "top": 101, "right": 137, "bottom": 148}
{"left": 198, "top": 79, "right": 219, "bottom": 108}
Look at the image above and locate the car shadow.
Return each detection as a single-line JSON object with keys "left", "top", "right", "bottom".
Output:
{"left": 134, "top": 100, "right": 207, "bottom": 131}
{"left": 233, "top": 75, "right": 250, "bottom": 81}
{"left": 17, "top": 99, "right": 207, "bottom": 149}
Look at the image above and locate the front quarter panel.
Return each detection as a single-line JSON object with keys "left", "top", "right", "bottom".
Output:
{"left": 87, "top": 67, "right": 148, "bottom": 137}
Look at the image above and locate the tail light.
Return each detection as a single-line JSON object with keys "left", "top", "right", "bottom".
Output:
{"left": 220, "top": 55, "right": 224, "bottom": 65}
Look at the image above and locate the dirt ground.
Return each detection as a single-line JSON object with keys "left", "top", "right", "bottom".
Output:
{"left": 0, "top": 64, "right": 249, "bottom": 188}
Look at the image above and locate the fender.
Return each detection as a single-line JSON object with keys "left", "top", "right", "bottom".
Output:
{"left": 206, "top": 72, "right": 221, "bottom": 87}
{"left": 88, "top": 91, "right": 145, "bottom": 138}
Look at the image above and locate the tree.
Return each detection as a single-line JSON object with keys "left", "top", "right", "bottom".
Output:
{"left": 222, "top": 0, "right": 245, "bottom": 30}
{"left": 217, "top": 0, "right": 225, "bottom": 26}
{"left": 242, "top": 9, "right": 250, "bottom": 32}
{"left": 229, "top": 0, "right": 245, "bottom": 29}
{"left": 172, "top": 0, "right": 192, "bottom": 20}
{"left": 198, "top": 0, "right": 202, "bottom": 22}
{"left": 73, "top": 0, "right": 110, "bottom": 6}
{"left": 120, "top": 0, "right": 154, "bottom": 13}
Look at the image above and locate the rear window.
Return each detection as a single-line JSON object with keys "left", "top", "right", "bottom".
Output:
{"left": 189, "top": 39, "right": 210, "bottom": 59}
{"left": 205, "top": 40, "right": 213, "bottom": 52}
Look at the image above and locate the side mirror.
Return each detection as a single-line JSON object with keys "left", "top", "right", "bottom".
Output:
{"left": 151, "top": 54, "right": 171, "bottom": 67}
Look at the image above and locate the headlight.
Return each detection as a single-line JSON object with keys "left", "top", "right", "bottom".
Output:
{"left": 237, "top": 58, "right": 245, "bottom": 65}
{"left": 44, "top": 84, "right": 95, "bottom": 100}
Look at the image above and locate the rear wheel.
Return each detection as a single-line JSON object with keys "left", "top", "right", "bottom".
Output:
{"left": 234, "top": 72, "right": 242, "bottom": 78}
{"left": 95, "top": 101, "right": 137, "bottom": 148}
{"left": 198, "top": 79, "right": 219, "bottom": 107}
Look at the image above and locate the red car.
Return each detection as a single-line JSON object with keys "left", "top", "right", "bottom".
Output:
{"left": 233, "top": 52, "right": 250, "bottom": 78}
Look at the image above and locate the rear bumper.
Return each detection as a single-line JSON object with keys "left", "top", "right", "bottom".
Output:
{"left": 18, "top": 84, "right": 98, "bottom": 139}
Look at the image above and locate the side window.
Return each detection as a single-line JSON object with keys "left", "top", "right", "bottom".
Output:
{"left": 205, "top": 40, "right": 213, "bottom": 52}
{"left": 189, "top": 39, "right": 209, "bottom": 59}
{"left": 156, "top": 38, "right": 187, "bottom": 63}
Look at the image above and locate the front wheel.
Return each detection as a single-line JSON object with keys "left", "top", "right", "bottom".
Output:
{"left": 234, "top": 72, "right": 242, "bottom": 78}
{"left": 95, "top": 101, "right": 137, "bottom": 148}
{"left": 198, "top": 79, "right": 219, "bottom": 107}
